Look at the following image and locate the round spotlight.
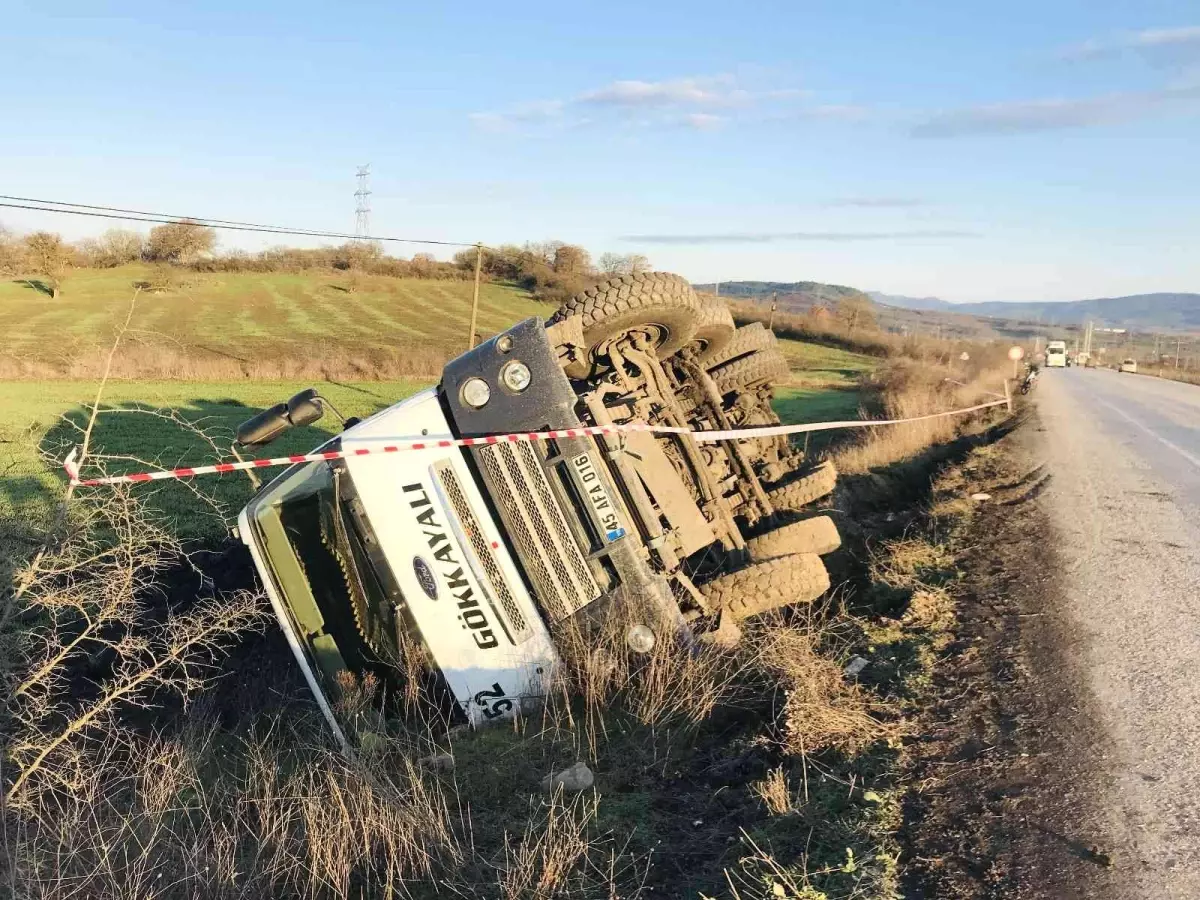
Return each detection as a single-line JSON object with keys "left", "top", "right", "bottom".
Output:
{"left": 500, "top": 360, "right": 532, "bottom": 393}
{"left": 461, "top": 377, "right": 491, "bottom": 409}
{"left": 626, "top": 624, "right": 656, "bottom": 654}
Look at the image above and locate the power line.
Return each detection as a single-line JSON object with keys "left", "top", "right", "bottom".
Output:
{"left": 0, "top": 193, "right": 477, "bottom": 248}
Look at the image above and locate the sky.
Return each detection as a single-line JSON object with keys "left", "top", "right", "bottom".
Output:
{"left": 2, "top": 0, "right": 1198, "bottom": 302}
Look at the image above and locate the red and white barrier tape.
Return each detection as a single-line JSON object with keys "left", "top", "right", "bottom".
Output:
{"left": 62, "top": 397, "right": 1010, "bottom": 488}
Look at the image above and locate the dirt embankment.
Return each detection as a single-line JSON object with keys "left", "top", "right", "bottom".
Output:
{"left": 899, "top": 411, "right": 1124, "bottom": 899}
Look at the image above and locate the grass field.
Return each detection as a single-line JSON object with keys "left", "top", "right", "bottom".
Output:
{"left": 1, "top": 377, "right": 870, "bottom": 543}
{"left": 0, "top": 266, "right": 544, "bottom": 377}
{"left": 1, "top": 267, "right": 877, "bottom": 540}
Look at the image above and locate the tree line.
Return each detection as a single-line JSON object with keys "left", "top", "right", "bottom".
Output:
{"left": 0, "top": 219, "right": 651, "bottom": 303}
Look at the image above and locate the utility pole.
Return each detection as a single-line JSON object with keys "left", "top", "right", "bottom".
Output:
{"left": 355, "top": 165, "right": 371, "bottom": 237}
{"left": 467, "top": 243, "right": 483, "bottom": 350}
{"left": 767, "top": 292, "right": 778, "bottom": 331}
{"left": 714, "top": 281, "right": 720, "bottom": 298}
{"left": 1177, "top": 336, "right": 1183, "bottom": 368}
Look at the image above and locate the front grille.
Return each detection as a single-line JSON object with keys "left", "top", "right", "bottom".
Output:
{"left": 477, "top": 441, "right": 600, "bottom": 622}
{"left": 435, "top": 464, "right": 532, "bottom": 644}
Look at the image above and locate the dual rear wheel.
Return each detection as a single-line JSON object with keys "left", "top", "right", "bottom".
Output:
{"left": 551, "top": 273, "right": 841, "bottom": 623}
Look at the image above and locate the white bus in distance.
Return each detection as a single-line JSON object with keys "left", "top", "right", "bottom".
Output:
{"left": 1046, "top": 341, "right": 1067, "bottom": 367}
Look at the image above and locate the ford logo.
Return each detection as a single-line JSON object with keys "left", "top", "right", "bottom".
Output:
{"left": 413, "top": 557, "right": 438, "bottom": 600}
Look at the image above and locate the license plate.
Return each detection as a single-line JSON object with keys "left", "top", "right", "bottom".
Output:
{"left": 571, "top": 453, "right": 626, "bottom": 543}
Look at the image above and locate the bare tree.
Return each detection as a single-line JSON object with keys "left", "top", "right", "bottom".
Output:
{"left": 22, "top": 231, "right": 72, "bottom": 298}
{"left": 598, "top": 252, "right": 652, "bottom": 277}
{"left": 410, "top": 251, "right": 437, "bottom": 277}
{"left": 0, "top": 224, "right": 25, "bottom": 276}
{"left": 552, "top": 244, "right": 592, "bottom": 277}
{"left": 835, "top": 295, "right": 877, "bottom": 332}
{"left": 627, "top": 253, "right": 651, "bottom": 275}
{"left": 93, "top": 228, "right": 145, "bottom": 267}
{"left": 145, "top": 219, "right": 216, "bottom": 264}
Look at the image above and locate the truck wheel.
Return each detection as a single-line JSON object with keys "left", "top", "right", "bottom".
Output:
{"left": 709, "top": 347, "right": 790, "bottom": 396}
{"left": 688, "top": 294, "right": 735, "bottom": 360}
{"left": 747, "top": 515, "right": 841, "bottom": 560}
{"left": 550, "top": 272, "right": 701, "bottom": 379}
{"left": 700, "top": 321, "right": 777, "bottom": 368}
{"left": 701, "top": 554, "right": 830, "bottom": 621}
{"left": 765, "top": 461, "right": 837, "bottom": 511}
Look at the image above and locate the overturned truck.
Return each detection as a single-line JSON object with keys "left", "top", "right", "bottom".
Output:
{"left": 236, "top": 274, "right": 840, "bottom": 734}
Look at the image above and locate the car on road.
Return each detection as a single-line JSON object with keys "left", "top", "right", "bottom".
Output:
{"left": 1119, "top": 358, "right": 1138, "bottom": 374}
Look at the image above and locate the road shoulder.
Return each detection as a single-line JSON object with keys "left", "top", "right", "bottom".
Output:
{"left": 899, "top": 411, "right": 1126, "bottom": 899}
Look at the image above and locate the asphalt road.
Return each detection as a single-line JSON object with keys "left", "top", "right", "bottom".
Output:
{"left": 1036, "top": 368, "right": 1200, "bottom": 898}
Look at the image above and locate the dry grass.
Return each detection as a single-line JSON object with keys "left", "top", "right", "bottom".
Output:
{"left": 1, "top": 485, "right": 892, "bottom": 898}
{"left": 0, "top": 341, "right": 449, "bottom": 381}
{"left": 751, "top": 621, "right": 892, "bottom": 757}
{"left": 1134, "top": 365, "right": 1200, "bottom": 387}
{"left": 752, "top": 766, "right": 795, "bottom": 816}
{"left": 832, "top": 359, "right": 1009, "bottom": 475}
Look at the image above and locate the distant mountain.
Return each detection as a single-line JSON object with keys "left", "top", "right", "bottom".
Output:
{"left": 955, "top": 294, "right": 1200, "bottom": 330}
{"left": 868, "top": 291, "right": 1200, "bottom": 330}
{"left": 868, "top": 291, "right": 955, "bottom": 312}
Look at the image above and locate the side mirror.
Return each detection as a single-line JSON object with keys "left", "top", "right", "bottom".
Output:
{"left": 286, "top": 389, "right": 325, "bottom": 428}
{"left": 236, "top": 403, "right": 292, "bottom": 447}
{"left": 236, "top": 388, "right": 328, "bottom": 447}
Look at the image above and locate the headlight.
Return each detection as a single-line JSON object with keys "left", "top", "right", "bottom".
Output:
{"left": 500, "top": 360, "right": 532, "bottom": 393}
{"left": 626, "top": 624, "right": 656, "bottom": 654}
{"left": 461, "top": 377, "right": 491, "bottom": 409}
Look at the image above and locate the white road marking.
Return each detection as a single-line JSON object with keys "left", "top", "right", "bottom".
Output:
{"left": 1092, "top": 395, "right": 1200, "bottom": 470}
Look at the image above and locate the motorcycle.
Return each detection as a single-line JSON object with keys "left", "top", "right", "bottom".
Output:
{"left": 1020, "top": 366, "right": 1039, "bottom": 395}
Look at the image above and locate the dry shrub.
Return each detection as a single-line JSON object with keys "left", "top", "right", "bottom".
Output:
{"left": 497, "top": 792, "right": 603, "bottom": 900}
{"left": 8, "top": 715, "right": 463, "bottom": 900}
{"left": 833, "top": 358, "right": 1008, "bottom": 474}
{"left": 1143, "top": 365, "right": 1200, "bottom": 386}
{"left": 751, "top": 766, "right": 794, "bottom": 816}
{"left": 749, "top": 621, "right": 889, "bottom": 756}
{"left": 3, "top": 489, "right": 266, "bottom": 806}
{"left": 546, "top": 595, "right": 741, "bottom": 750}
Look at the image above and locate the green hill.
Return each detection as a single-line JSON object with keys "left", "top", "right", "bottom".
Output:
{"left": 0, "top": 265, "right": 546, "bottom": 379}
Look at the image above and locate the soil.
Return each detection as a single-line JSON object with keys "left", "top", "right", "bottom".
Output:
{"left": 899, "top": 413, "right": 1126, "bottom": 899}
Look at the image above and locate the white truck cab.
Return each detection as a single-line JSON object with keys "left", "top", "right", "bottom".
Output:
{"left": 235, "top": 274, "right": 843, "bottom": 741}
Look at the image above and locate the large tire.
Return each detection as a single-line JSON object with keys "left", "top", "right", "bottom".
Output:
{"left": 709, "top": 347, "right": 790, "bottom": 396}
{"left": 689, "top": 294, "right": 735, "bottom": 360}
{"left": 700, "top": 554, "right": 830, "bottom": 621}
{"left": 747, "top": 516, "right": 841, "bottom": 561}
{"left": 765, "top": 461, "right": 837, "bottom": 512}
{"left": 550, "top": 273, "right": 701, "bottom": 379}
{"left": 701, "top": 322, "right": 777, "bottom": 368}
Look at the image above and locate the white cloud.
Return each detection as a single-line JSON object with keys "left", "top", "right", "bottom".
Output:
{"left": 578, "top": 76, "right": 741, "bottom": 108}
{"left": 681, "top": 112, "right": 725, "bottom": 130}
{"left": 468, "top": 73, "right": 847, "bottom": 133}
{"left": 620, "top": 230, "right": 978, "bottom": 245}
{"left": 1063, "top": 25, "right": 1200, "bottom": 60}
{"left": 467, "top": 100, "right": 564, "bottom": 132}
{"left": 821, "top": 197, "right": 925, "bottom": 208}
{"left": 1134, "top": 26, "right": 1200, "bottom": 48}
{"left": 911, "top": 84, "right": 1200, "bottom": 137}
